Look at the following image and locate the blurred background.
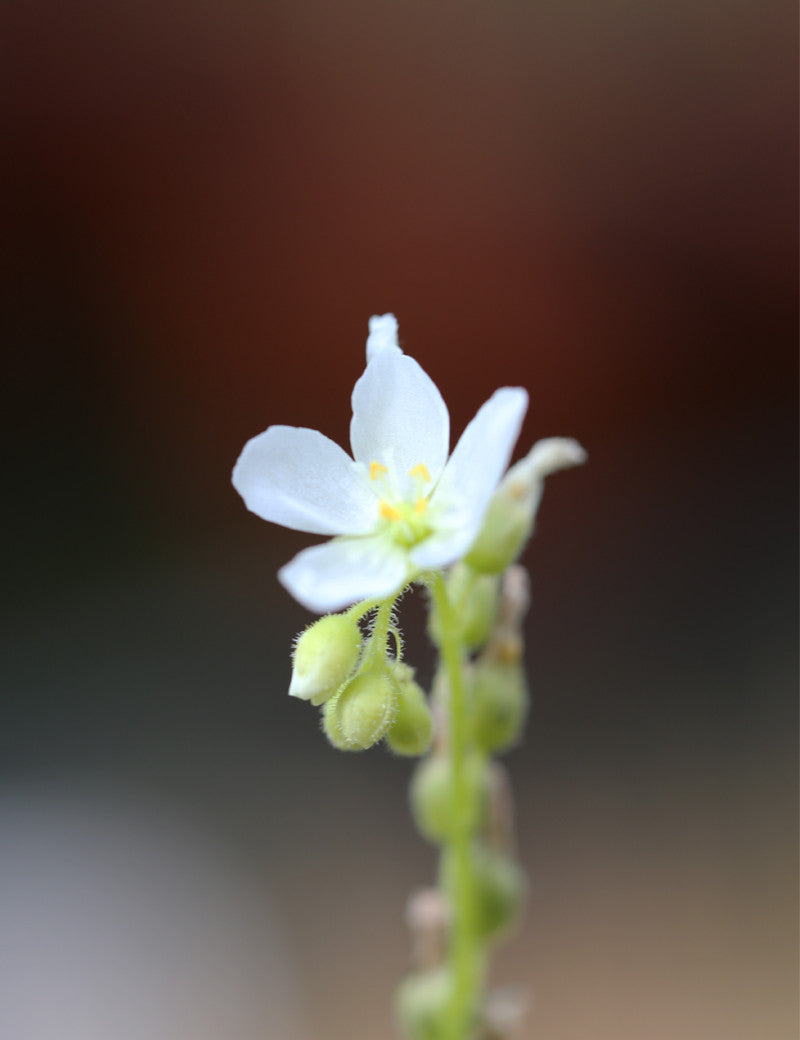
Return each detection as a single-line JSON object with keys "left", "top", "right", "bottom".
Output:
{"left": 2, "top": 1, "right": 796, "bottom": 1038}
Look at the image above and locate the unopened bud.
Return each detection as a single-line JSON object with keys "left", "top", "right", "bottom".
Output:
{"left": 387, "top": 664, "right": 434, "bottom": 757}
{"left": 470, "top": 658, "right": 528, "bottom": 755}
{"left": 323, "top": 667, "right": 398, "bottom": 751}
{"left": 410, "top": 752, "right": 489, "bottom": 845}
{"left": 394, "top": 967, "right": 452, "bottom": 1040}
{"left": 440, "top": 845, "right": 525, "bottom": 942}
{"left": 473, "top": 848, "right": 526, "bottom": 941}
{"left": 466, "top": 437, "right": 587, "bottom": 574}
{"left": 289, "top": 613, "right": 362, "bottom": 705}
{"left": 429, "top": 562, "right": 500, "bottom": 652}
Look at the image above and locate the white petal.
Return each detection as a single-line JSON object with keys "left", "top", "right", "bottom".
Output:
{"left": 409, "top": 521, "right": 483, "bottom": 572}
{"left": 366, "top": 313, "right": 401, "bottom": 360}
{"left": 350, "top": 352, "right": 450, "bottom": 496}
{"left": 232, "top": 425, "right": 376, "bottom": 535}
{"left": 414, "top": 387, "right": 528, "bottom": 569}
{"left": 516, "top": 437, "right": 587, "bottom": 481}
{"left": 279, "top": 535, "right": 409, "bottom": 612}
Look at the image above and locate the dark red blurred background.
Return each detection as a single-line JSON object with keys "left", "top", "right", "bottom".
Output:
{"left": 2, "top": 2, "right": 796, "bottom": 1038}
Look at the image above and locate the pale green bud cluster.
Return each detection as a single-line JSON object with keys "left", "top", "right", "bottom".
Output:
{"left": 290, "top": 600, "right": 433, "bottom": 755}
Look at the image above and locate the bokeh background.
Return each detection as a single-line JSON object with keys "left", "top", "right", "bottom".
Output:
{"left": 2, "top": 1, "right": 796, "bottom": 1038}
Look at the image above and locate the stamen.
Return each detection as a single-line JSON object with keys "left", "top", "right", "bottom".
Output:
{"left": 408, "top": 463, "right": 431, "bottom": 483}
{"left": 414, "top": 498, "right": 428, "bottom": 515}
{"left": 379, "top": 501, "right": 402, "bottom": 522}
{"left": 370, "top": 461, "right": 389, "bottom": 481}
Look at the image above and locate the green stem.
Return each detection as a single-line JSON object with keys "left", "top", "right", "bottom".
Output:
{"left": 431, "top": 573, "right": 482, "bottom": 1040}
{"left": 365, "top": 599, "right": 394, "bottom": 668}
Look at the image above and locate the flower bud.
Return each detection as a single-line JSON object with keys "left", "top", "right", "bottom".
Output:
{"left": 387, "top": 665, "right": 434, "bottom": 757}
{"left": 470, "top": 658, "right": 528, "bottom": 755}
{"left": 473, "top": 849, "right": 525, "bottom": 941}
{"left": 394, "top": 967, "right": 452, "bottom": 1040}
{"left": 428, "top": 562, "right": 500, "bottom": 652}
{"left": 439, "top": 845, "right": 525, "bottom": 942}
{"left": 289, "top": 613, "right": 362, "bottom": 705}
{"left": 466, "top": 437, "right": 587, "bottom": 574}
{"left": 410, "top": 752, "right": 489, "bottom": 845}
{"left": 323, "top": 667, "right": 398, "bottom": 751}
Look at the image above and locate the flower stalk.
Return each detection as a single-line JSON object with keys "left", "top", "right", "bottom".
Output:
{"left": 431, "top": 572, "right": 483, "bottom": 1040}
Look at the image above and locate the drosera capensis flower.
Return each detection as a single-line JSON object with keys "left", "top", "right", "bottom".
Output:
{"left": 232, "top": 312, "right": 587, "bottom": 1039}
{"left": 232, "top": 314, "right": 528, "bottom": 612}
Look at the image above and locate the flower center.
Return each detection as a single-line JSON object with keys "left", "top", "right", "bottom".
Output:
{"left": 370, "top": 460, "right": 434, "bottom": 548}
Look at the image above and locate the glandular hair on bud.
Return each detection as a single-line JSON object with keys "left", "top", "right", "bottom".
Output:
{"left": 470, "top": 658, "right": 528, "bottom": 755}
{"left": 394, "top": 967, "right": 452, "bottom": 1040}
{"left": 410, "top": 752, "right": 489, "bottom": 845}
{"left": 323, "top": 668, "right": 398, "bottom": 751}
{"left": 289, "top": 613, "right": 362, "bottom": 705}
{"left": 387, "top": 670, "right": 433, "bottom": 757}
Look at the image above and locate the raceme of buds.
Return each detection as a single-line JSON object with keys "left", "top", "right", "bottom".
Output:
{"left": 466, "top": 437, "right": 587, "bottom": 575}
{"left": 410, "top": 751, "right": 489, "bottom": 845}
{"left": 289, "top": 613, "right": 363, "bottom": 705}
{"left": 323, "top": 666, "right": 399, "bottom": 750}
{"left": 387, "top": 663, "right": 434, "bottom": 757}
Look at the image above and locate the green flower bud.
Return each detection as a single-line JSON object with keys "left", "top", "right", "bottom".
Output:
{"left": 440, "top": 846, "right": 525, "bottom": 942}
{"left": 466, "top": 437, "right": 587, "bottom": 574}
{"left": 323, "top": 667, "right": 398, "bottom": 751}
{"left": 473, "top": 848, "right": 525, "bottom": 940}
{"left": 470, "top": 658, "right": 528, "bottom": 755}
{"left": 465, "top": 493, "right": 532, "bottom": 575}
{"left": 386, "top": 666, "right": 433, "bottom": 757}
{"left": 410, "top": 752, "right": 489, "bottom": 845}
{"left": 394, "top": 968, "right": 453, "bottom": 1040}
{"left": 289, "top": 613, "right": 362, "bottom": 706}
{"left": 428, "top": 562, "right": 500, "bottom": 653}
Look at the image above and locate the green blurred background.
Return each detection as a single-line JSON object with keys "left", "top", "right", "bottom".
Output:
{"left": 2, "top": 1, "right": 796, "bottom": 1037}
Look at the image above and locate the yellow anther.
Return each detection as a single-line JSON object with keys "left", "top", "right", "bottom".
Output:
{"left": 414, "top": 498, "right": 428, "bottom": 515}
{"left": 379, "top": 501, "right": 402, "bottom": 522}
{"left": 370, "top": 461, "right": 388, "bottom": 481}
{"left": 408, "top": 463, "right": 431, "bottom": 483}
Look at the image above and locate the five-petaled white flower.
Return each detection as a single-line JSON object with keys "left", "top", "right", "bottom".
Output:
{"left": 232, "top": 314, "right": 528, "bottom": 613}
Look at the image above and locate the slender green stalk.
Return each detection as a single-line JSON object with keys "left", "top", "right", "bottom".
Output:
{"left": 365, "top": 599, "right": 394, "bottom": 666}
{"left": 431, "top": 573, "right": 482, "bottom": 1040}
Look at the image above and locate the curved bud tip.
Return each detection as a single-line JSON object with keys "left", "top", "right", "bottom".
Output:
{"left": 289, "top": 614, "right": 362, "bottom": 704}
{"left": 366, "top": 313, "right": 401, "bottom": 360}
{"left": 520, "top": 436, "right": 587, "bottom": 479}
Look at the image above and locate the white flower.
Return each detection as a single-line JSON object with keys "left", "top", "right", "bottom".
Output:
{"left": 232, "top": 314, "right": 528, "bottom": 612}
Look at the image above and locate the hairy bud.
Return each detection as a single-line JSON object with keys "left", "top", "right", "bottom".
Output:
{"left": 387, "top": 664, "right": 434, "bottom": 757}
{"left": 323, "top": 667, "right": 398, "bottom": 751}
{"left": 289, "top": 613, "right": 362, "bottom": 705}
{"left": 410, "top": 752, "right": 489, "bottom": 845}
